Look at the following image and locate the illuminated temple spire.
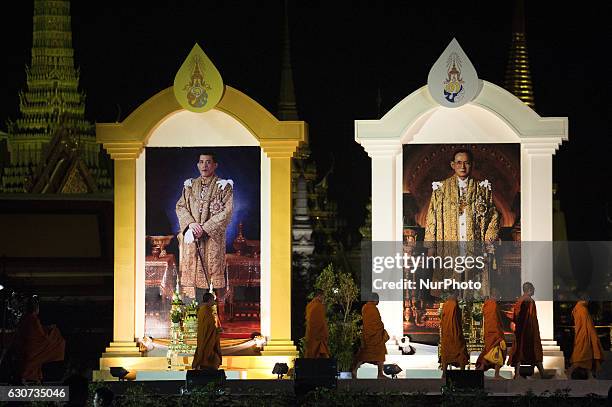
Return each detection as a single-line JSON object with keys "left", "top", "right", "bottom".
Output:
{"left": 504, "top": 0, "right": 535, "bottom": 109}
{"left": 279, "top": 0, "right": 314, "bottom": 265}
{"left": 0, "top": 0, "right": 110, "bottom": 193}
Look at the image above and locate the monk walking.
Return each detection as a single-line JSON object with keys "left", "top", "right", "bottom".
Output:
{"left": 476, "top": 297, "right": 506, "bottom": 379}
{"left": 439, "top": 294, "right": 469, "bottom": 377}
{"left": 192, "top": 292, "right": 222, "bottom": 370}
{"left": 507, "top": 282, "right": 547, "bottom": 379}
{"left": 13, "top": 296, "right": 65, "bottom": 383}
{"left": 566, "top": 299, "right": 604, "bottom": 379}
{"left": 304, "top": 290, "right": 330, "bottom": 358}
{"left": 352, "top": 293, "right": 389, "bottom": 378}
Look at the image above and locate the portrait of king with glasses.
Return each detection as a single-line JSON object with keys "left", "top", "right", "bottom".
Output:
{"left": 424, "top": 148, "right": 500, "bottom": 245}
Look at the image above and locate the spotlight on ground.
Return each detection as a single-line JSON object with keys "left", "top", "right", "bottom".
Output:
{"left": 272, "top": 363, "right": 289, "bottom": 379}
{"left": 383, "top": 363, "right": 403, "bottom": 379}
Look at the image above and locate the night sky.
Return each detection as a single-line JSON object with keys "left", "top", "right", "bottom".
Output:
{"left": 0, "top": 1, "right": 608, "bottom": 241}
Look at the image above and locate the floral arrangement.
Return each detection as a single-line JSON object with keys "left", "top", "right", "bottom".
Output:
{"left": 171, "top": 291, "right": 184, "bottom": 306}
{"left": 170, "top": 309, "right": 183, "bottom": 324}
{"left": 185, "top": 301, "right": 199, "bottom": 321}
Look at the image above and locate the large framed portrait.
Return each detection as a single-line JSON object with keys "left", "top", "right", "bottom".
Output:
{"left": 144, "top": 146, "right": 261, "bottom": 339}
{"left": 402, "top": 143, "right": 520, "bottom": 340}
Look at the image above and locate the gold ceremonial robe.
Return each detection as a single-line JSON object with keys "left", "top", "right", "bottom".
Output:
{"left": 424, "top": 175, "right": 499, "bottom": 296}
{"left": 176, "top": 175, "right": 233, "bottom": 298}
{"left": 425, "top": 175, "right": 499, "bottom": 243}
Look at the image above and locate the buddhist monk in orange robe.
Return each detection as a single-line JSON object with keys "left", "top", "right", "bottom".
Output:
{"left": 192, "top": 292, "right": 222, "bottom": 370}
{"left": 440, "top": 294, "right": 469, "bottom": 376}
{"left": 476, "top": 298, "right": 506, "bottom": 379}
{"left": 305, "top": 290, "right": 330, "bottom": 358}
{"left": 566, "top": 300, "right": 604, "bottom": 379}
{"left": 507, "top": 282, "right": 547, "bottom": 379}
{"left": 13, "top": 296, "right": 65, "bottom": 383}
{"left": 352, "top": 293, "right": 389, "bottom": 378}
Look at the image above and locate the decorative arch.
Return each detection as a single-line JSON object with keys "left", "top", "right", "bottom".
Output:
{"left": 96, "top": 84, "right": 305, "bottom": 374}
{"left": 355, "top": 79, "right": 567, "bottom": 343}
{"left": 356, "top": 81, "right": 566, "bottom": 143}
{"left": 98, "top": 86, "right": 306, "bottom": 156}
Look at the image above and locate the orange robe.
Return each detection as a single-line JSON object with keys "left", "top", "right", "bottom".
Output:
{"left": 476, "top": 298, "right": 506, "bottom": 370}
{"left": 570, "top": 301, "right": 604, "bottom": 371}
{"left": 192, "top": 304, "right": 222, "bottom": 369}
{"left": 304, "top": 298, "right": 330, "bottom": 358}
{"left": 440, "top": 298, "right": 469, "bottom": 368}
{"left": 507, "top": 295, "right": 542, "bottom": 366}
{"left": 355, "top": 302, "right": 388, "bottom": 363}
{"left": 14, "top": 313, "right": 65, "bottom": 381}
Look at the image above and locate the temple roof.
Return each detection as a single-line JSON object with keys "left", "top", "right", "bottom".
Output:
{"left": 0, "top": 0, "right": 111, "bottom": 194}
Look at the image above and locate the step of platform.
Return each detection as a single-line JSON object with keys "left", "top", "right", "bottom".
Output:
{"left": 95, "top": 354, "right": 299, "bottom": 381}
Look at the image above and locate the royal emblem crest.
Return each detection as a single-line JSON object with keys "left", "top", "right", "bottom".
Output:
{"left": 427, "top": 38, "right": 481, "bottom": 108}
{"left": 183, "top": 59, "right": 209, "bottom": 108}
{"left": 443, "top": 53, "right": 464, "bottom": 103}
{"left": 173, "top": 43, "right": 224, "bottom": 113}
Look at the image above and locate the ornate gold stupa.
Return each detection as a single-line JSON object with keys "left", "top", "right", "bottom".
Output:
{"left": 504, "top": 0, "right": 535, "bottom": 109}
{"left": 0, "top": 0, "right": 111, "bottom": 193}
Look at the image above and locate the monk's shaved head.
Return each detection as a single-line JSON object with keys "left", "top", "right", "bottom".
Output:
{"left": 522, "top": 282, "right": 535, "bottom": 295}
{"left": 445, "top": 290, "right": 460, "bottom": 300}
{"left": 577, "top": 291, "right": 589, "bottom": 302}
{"left": 202, "top": 292, "right": 215, "bottom": 304}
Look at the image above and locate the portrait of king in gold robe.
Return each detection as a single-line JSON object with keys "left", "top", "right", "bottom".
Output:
{"left": 176, "top": 153, "right": 233, "bottom": 304}
{"left": 424, "top": 148, "right": 500, "bottom": 297}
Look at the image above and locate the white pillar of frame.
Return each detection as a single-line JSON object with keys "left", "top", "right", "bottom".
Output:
{"left": 520, "top": 140, "right": 561, "bottom": 341}
{"left": 359, "top": 139, "right": 404, "bottom": 341}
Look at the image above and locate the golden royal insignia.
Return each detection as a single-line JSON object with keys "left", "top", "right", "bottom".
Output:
{"left": 173, "top": 43, "right": 224, "bottom": 113}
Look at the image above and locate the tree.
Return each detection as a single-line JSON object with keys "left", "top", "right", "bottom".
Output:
{"left": 312, "top": 264, "right": 361, "bottom": 371}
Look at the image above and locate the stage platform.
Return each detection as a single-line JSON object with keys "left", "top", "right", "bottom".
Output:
{"left": 94, "top": 341, "right": 567, "bottom": 382}
{"left": 95, "top": 338, "right": 296, "bottom": 381}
